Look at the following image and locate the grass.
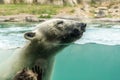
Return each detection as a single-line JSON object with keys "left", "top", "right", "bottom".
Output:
{"left": 0, "top": 4, "right": 63, "bottom": 16}
{"left": 0, "top": 3, "right": 119, "bottom": 19}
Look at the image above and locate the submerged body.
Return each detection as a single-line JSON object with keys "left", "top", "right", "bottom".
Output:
{"left": 0, "top": 19, "right": 86, "bottom": 80}
{"left": 14, "top": 68, "right": 38, "bottom": 80}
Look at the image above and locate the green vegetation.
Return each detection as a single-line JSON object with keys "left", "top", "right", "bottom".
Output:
{"left": 38, "top": 14, "right": 51, "bottom": 18}
{"left": 0, "top": 2, "right": 119, "bottom": 19}
{"left": 107, "top": 14, "right": 112, "bottom": 18}
{"left": 0, "top": 4, "right": 63, "bottom": 16}
{"left": 69, "top": 9, "right": 75, "bottom": 13}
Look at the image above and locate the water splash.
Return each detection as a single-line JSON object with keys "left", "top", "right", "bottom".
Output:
{"left": 75, "top": 25, "right": 120, "bottom": 45}
{"left": 0, "top": 23, "right": 120, "bottom": 50}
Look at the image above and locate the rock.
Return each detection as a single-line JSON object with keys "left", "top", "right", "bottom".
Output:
{"left": 0, "top": 19, "right": 6, "bottom": 22}
{"left": 0, "top": 16, "right": 10, "bottom": 22}
{"left": 52, "top": 0, "right": 63, "bottom": 6}
{"left": 108, "top": 5, "right": 120, "bottom": 17}
{"left": 93, "top": 18, "right": 120, "bottom": 22}
{"left": 109, "top": 9, "right": 120, "bottom": 16}
{"left": 0, "top": 14, "right": 40, "bottom": 22}
{"left": 38, "top": 18, "right": 48, "bottom": 22}
{"left": 25, "top": 16, "right": 39, "bottom": 22}
{"left": 95, "top": 7, "right": 108, "bottom": 18}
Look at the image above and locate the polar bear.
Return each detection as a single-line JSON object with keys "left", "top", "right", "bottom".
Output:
{"left": 0, "top": 19, "right": 86, "bottom": 80}
{"left": 14, "top": 66, "right": 43, "bottom": 80}
{"left": 14, "top": 68, "right": 38, "bottom": 80}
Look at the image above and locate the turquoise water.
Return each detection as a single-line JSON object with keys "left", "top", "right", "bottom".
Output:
{"left": 0, "top": 22, "right": 120, "bottom": 80}
{"left": 53, "top": 44, "right": 120, "bottom": 80}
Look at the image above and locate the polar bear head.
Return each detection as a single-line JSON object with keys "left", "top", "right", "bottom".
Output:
{"left": 24, "top": 19, "right": 86, "bottom": 46}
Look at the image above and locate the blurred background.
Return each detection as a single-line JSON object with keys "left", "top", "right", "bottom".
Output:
{"left": 0, "top": 0, "right": 120, "bottom": 22}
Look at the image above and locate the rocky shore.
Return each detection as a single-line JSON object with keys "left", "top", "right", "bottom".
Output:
{"left": 0, "top": 4, "right": 120, "bottom": 23}
{"left": 0, "top": 0, "right": 120, "bottom": 23}
{"left": 0, "top": 14, "right": 47, "bottom": 22}
{"left": 0, "top": 14, "right": 120, "bottom": 23}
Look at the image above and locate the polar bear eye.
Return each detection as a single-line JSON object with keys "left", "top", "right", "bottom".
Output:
{"left": 56, "top": 21, "right": 64, "bottom": 29}
{"left": 57, "top": 21, "right": 63, "bottom": 25}
{"left": 24, "top": 32, "right": 36, "bottom": 40}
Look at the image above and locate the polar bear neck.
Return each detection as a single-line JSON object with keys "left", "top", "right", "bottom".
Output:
{"left": 10, "top": 42, "right": 67, "bottom": 80}
{"left": 20, "top": 42, "right": 67, "bottom": 60}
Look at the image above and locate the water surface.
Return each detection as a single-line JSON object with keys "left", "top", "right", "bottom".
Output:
{"left": 0, "top": 22, "right": 120, "bottom": 80}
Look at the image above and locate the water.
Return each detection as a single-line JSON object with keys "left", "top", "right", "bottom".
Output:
{"left": 0, "top": 23, "right": 36, "bottom": 49}
{"left": 0, "top": 22, "right": 120, "bottom": 80}
{"left": 53, "top": 44, "right": 120, "bottom": 80}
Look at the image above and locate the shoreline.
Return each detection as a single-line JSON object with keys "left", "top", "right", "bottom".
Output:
{"left": 0, "top": 14, "right": 120, "bottom": 23}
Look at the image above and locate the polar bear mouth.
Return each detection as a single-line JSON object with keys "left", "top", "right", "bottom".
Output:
{"left": 80, "top": 23, "right": 86, "bottom": 32}
{"left": 70, "top": 29, "right": 81, "bottom": 37}
{"left": 68, "top": 23, "right": 86, "bottom": 37}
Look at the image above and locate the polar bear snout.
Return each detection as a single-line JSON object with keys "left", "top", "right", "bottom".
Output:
{"left": 70, "top": 29, "right": 80, "bottom": 37}
{"left": 24, "top": 32, "right": 36, "bottom": 40}
{"left": 80, "top": 23, "right": 86, "bottom": 32}
{"left": 80, "top": 23, "right": 86, "bottom": 27}
{"left": 77, "top": 23, "right": 86, "bottom": 32}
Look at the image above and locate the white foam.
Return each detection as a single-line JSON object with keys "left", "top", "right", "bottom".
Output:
{"left": 112, "top": 25, "right": 120, "bottom": 29}
{"left": 0, "top": 23, "right": 120, "bottom": 50}
{"left": 75, "top": 27, "right": 120, "bottom": 45}
{"left": 0, "top": 25, "right": 34, "bottom": 49}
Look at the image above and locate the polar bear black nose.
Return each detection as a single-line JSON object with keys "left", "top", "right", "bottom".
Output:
{"left": 77, "top": 23, "right": 86, "bottom": 28}
{"left": 81, "top": 23, "right": 86, "bottom": 27}
{"left": 80, "top": 23, "right": 86, "bottom": 32}
{"left": 57, "top": 21, "right": 64, "bottom": 25}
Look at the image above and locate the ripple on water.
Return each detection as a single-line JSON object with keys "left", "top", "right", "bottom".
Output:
{"left": 0, "top": 23, "right": 120, "bottom": 50}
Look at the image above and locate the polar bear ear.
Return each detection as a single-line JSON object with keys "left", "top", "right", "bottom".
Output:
{"left": 24, "top": 32, "right": 35, "bottom": 40}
